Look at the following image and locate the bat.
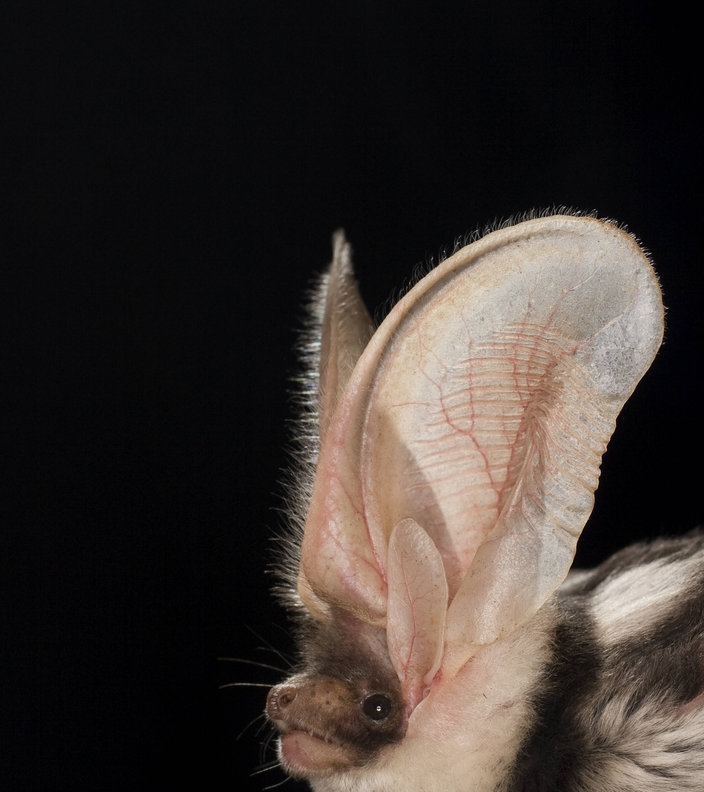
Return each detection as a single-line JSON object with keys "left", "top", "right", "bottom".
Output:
{"left": 262, "top": 212, "right": 704, "bottom": 790}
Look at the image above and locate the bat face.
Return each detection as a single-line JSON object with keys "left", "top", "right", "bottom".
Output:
{"left": 261, "top": 214, "right": 703, "bottom": 790}
{"left": 265, "top": 613, "right": 408, "bottom": 778}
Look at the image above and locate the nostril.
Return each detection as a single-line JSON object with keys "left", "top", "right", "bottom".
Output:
{"left": 266, "top": 684, "right": 297, "bottom": 717}
{"left": 279, "top": 687, "right": 296, "bottom": 707}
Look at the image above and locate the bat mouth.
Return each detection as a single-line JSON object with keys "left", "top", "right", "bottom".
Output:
{"left": 278, "top": 728, "right": 357, "bottom": 775}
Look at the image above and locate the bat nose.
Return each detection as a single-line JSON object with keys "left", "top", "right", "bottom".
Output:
{"left": 266, "top": 683, "right": 298, "bottom": 718}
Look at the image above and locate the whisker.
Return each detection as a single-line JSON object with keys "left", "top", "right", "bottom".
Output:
{"left": 217, "top": 656, "right": 286, "bottom": 674}
{"left": 219, "top": 681, "right": 272, "bottom": 689}
{"left": 245, "top": 624, "right": 296, "bottom": 668}
{"left": 237, "top": 711, "right": 268, "bottom": 741}
{"left": 259, "top": 727, "right": 276, "bottom": 758}
{"left": 251, "top": 758, "right": 282, "bottom": 777}
{"left": 262, "top": 775, "right": 293, "bottom": 790}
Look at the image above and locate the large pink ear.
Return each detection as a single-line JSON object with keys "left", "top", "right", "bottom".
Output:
{"left": 297, "top": 215, "right": 663, "bottom": 680}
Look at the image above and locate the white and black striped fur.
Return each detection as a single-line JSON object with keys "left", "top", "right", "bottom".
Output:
{"left": 513, "top": 530, "right": 704, "bottom": 790}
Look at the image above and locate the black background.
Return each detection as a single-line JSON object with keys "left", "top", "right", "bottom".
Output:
{"left": 6, "top": 2, "right": 701, "bottom": 790}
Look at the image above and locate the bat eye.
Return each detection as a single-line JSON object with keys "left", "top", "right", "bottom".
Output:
{"left": 362, "top": 692, "right": 392, "bottom": 721}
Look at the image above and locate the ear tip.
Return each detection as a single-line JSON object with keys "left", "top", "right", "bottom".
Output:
{"left": 328, "top": 229, "right": 355, "bottom": 279}
{"left": 332, "top": 227, "right": 350, "bottom": 252}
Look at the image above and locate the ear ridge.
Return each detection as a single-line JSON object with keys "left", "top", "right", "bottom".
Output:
{"left": 442, "top": 353, "right": 624, "bottom": 672}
